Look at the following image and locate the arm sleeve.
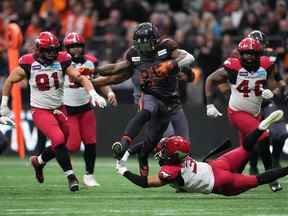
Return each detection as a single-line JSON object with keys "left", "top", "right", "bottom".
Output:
{"left": 123, "top": 171, "right": 148, "bottom": 188}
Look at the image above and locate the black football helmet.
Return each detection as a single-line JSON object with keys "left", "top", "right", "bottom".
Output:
{"left": 248, "top": 30, "right": 267, "bottom": 47}
{"left": 133, "top": 22, "right": 160, "bottom": 56}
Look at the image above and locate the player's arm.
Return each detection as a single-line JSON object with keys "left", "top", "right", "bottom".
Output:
{"left": 116, "top": 160, "right": 166, "bottom": 188}
{"left": 205, "top": 67, "right": 229, "bottom": 104}
{"left": 2, "top": 66, "right": 26, "bottom": 97}
{"left": 97, "top": 60, "right": 133, "bottom": 76}
{"left": 98, "top": 85, "right": 118, "bottom": 106}
{"left": 205, "top": 67, "right": 229, "bottom": 118}
{"left": 66, "top": 65, "right": 107, "bottom": 108}
{"left": 93, "top": 69, "right": 133, "bottom": 87}
{"left": 171, "top": 49, "right": 195, "bottom": 70}
{"left": 1, "top": 66, "right": 26, "bottom": 121}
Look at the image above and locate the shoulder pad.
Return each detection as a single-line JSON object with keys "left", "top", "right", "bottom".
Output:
{"left": 124, "top": 47, "right": 139, "bottom": 63}
{"left": 223, "top": 57, "right": 241, "bottom": 71}
{"left": 158, "top": 165, "right": 180, "bottom": 182}
{"left": 85, "top": 54, "right": 97, "bottom": 63}
{"left": 260, "top": 56, "right": 275, "bottom": 69}
{"left": 57, "top": 51, "right": 71, "bottom": 63}
{"left": 159, "top": 38, "right": 178, "bottom": 51}
{"left": 19, "top": 54, "right": 34, "bottom": 65}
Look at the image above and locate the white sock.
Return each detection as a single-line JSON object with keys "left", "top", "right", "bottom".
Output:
{"left": 37, "top": 155, "right": 44, "bottom": 165}
{"left": 121, "top": 151, "right": 130, "bottom": 162}
{"left": 64, "top": 170, "right": 74, "bottom": 177}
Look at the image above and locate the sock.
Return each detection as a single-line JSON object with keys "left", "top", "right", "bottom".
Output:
{"left": 272, "top": 135, "right": 287, "bottom": 168}
{"left": 84, "top": 144, "right": 96, "bottom": 174}
{"left": 122, "top": 110, "right": 151, "bottom": 142}
{"left": 64, "top": 170, "right": 74, "bottom": 177}
{"left": 257, "top": 138, "right": 272, "bottom": 170}
{"left": 55, "top": 144, "right": 73, "bottom": 172}
{"left": 257, "top": 166, "right": 288, "bottom": 185}
{"left": 249, "top": 151, "right": 258, "bottom": 169}
{"left": 40, "top": 146, "right": 55, "bottom": 164}
{"left": 243, "top": 129, "right": 264, "bottom": 151}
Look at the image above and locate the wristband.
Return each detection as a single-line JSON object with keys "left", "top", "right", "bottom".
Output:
{"left": 1, "top": 96, "right": 8, "bottom": 107}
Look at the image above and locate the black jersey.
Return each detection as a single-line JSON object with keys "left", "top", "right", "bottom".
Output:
{"left": 125, "top": 38, "right": 180, "bottom": 105}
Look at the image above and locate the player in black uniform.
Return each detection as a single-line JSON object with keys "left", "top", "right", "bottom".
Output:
{"left": 93, "top": 22, "right": 195, "bottom": 175}
{"left": 248, "top": 30, "right": 288, "bottom": 192}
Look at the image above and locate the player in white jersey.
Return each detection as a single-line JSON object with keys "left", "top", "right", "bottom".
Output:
{"left": 115, "top": 110, "right": 288, "bottom": 196}
{"left": 63, "top": 32, "right": 117, "bottom": 187}
{"left": 0, "top": 32, "right": 106, "bottom": 192}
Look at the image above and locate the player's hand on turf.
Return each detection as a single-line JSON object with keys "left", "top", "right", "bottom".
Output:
{"left": 206, "top": 104, "right": 222, "bottom": 118}
{"left": 107, "top": 92, "right": 118, "bottom": 106}
{"left": 261, "top": 88, "right": 274, "bottom": 99}
{"left": 89, "top": 90, "right": 107, "bottom": 108}
{"left": 116, "top": 160, "right": 128, "bottom": 176}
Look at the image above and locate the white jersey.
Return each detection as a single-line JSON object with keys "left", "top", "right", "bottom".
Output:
{"left": 159, "top": 157, "right": 215, "bottom": 194}
{"left": 19, "top": 52, "right": 71, "bottom": 109}
{"left": 224, "top": 57, "right": 274, "bottom": 116}
{"left": 63, "top": 54, "right": 96, "bottom": 107}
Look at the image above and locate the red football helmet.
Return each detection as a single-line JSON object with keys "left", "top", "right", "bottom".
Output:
{"left": 63, "top": 32, "right": 85, "bottom": 47}
{"left": 155, "top": 136, "right": 190, "bottom": 165}
{"left": 238, "top": 37, "right": 263, "bottom": 70}
{"left": 63, "top": 32, "right": 85, "bottom": 60}
{"left": 238, "top": 37, "right": 263, "bottom": 53}
{"left": 35, "top": 32, "right": 60, "bottom": 63}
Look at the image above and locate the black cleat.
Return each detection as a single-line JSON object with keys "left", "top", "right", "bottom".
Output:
{"left": 112, "top": 142, "right": 125, "bottom": 159}
{"left": 30, "top": 156, "right": 45, "bottom": 183}
{"left": 269, "top": 181, "right": 283, "bottom": 192}
{"left": 67, "top": 174, "right": 79, "bottom": 192}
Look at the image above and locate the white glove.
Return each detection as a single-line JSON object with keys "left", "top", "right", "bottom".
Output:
{"left": 0, "top": 96, "right": 10, "bottom": 117}
{"left": 0, "top": 116, "right": 15, "bottom": 127}
{"left": 206, "top": 104, "right": 222, "bottom": 118}
{"left": 261, "top": 88, "right": 274, "bottom": 100}
{"left": 116, "top": 160, "right": 128, "bottom": 176}
{"left": 89, "top": 90, "right": 107, "bottom": 108}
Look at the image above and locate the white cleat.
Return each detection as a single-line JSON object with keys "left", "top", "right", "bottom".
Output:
{"left": 83, "top": 174, "right": 100, "bottom": 187}
{"left": 259, "top": 110, "right": 284, "bottom": 130}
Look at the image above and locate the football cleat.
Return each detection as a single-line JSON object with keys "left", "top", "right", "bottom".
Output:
{"left": 30, "top": 156, "right": 45, "bottom": 183}
{"left": 258, "top": 110, "right": 284, "bottom": 130}
{"left": 67, "top": 174, "right": 79, "bottom": 192}
{"left": 83, "top": 174, "right": 100, "bottom": 187}
{"left": 269, "top": 181, "right": 283, "bottom": 192}
{"left": 112, "top": 142, "right": 125, "bottom": 160}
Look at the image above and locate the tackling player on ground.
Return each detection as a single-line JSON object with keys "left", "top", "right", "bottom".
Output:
{"left": 93, "top": 22, "right": 195, "bottom": 176}
{"left": 116, "top": 110, "right": 288, "bottom": 196}
{"left": 63, "top": 32, "right": 117, "bottom": 187}
{"left": 0, "top": 32, "right": 106, "bottom": 191}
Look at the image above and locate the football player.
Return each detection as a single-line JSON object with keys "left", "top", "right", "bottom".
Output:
{"left": 205, "top": 37, "right": 284, "bottom": 192}
{"left": 63, "top": 32, "right": 117, "bottom": 187}
{"left": 93, "top": 22, "right": 195, "bottom": 176}
{"left": 0, "top": 32, "right": 106, "bottom": 191}
{"left": 116, "top": 110, "right": 288, "bottom": 196}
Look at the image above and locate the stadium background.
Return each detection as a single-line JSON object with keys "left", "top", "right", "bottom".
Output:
{"left": 0, "top": 0, "right": 288, "bottom": 158}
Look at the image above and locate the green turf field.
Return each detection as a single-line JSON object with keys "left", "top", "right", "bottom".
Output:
{"left": 0, "top": 156, "right": 287, "bottom": 216}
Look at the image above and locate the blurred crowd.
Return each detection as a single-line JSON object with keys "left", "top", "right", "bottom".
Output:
{"left": 1, "top": 0, "right": 288, "bottom": 105}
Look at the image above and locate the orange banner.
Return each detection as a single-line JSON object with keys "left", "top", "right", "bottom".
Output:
{"left": 5, "top": 23, "right": 25, "bottom": 159}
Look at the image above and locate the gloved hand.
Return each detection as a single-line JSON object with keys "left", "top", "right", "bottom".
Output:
{"left": 206, "top": 104, "right": 222, "bottom": 118}
{"left": 1, "top": 96, "right": 11, "bottom": 117}
{"left": 116, "top": 160, "right": 128, "bottom": 176}
{"left": 0, "top": 116, "right": 15, "bottom": 127}
{"left": 261, "top": 88, "right": 274, "bottom": 100}
{"left": 89, "top": 90, "right": 107, "bottom": 108}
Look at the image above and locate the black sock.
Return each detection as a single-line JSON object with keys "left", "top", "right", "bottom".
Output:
{"left": 128, "top": 141, "right": 144, "bottom": 155}
{"left": 243, "top": 129, "right": 264, "bottom": 151}
{"left": 249, "top": 151, "right": 258, "bottom": 168}
{"left": 123, "top": 110, "right": 151, "bottom": 141}
{"left": 258, "top": 138, "right": 273, "bottom": 170}
{"left": 257, "top": 166, "right": 288, "bottom": 185}
{"left": 55, "top": 144, "right": 72, "bottom": 172}
{"left": 41, "top": 146, "right": 55, "bottom": 163}
{"left": 272, "top": 135, "right": 287, "bottom": 167}
{"left": 84, "top": 144, "right": 96, "bottom": 174}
